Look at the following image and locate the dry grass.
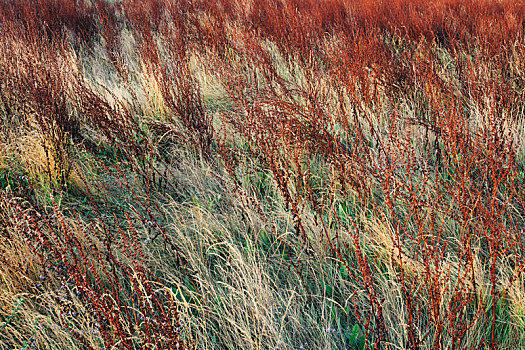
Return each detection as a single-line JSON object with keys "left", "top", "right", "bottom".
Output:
{"left": 1, "top": 0, "right": 525, "bottom": 349}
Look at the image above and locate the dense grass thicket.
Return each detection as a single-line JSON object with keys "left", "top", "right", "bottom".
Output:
{"left": 1, "top": 0, "right": 525, "bottom": 348}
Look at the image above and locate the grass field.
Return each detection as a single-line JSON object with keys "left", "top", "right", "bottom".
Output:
{"left": 1, "top": 0, "right": 525, "bottom": 349}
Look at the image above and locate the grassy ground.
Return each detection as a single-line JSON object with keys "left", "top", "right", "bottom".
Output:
{"left": 1, "top": 0, "right": 525, "bottom": 349}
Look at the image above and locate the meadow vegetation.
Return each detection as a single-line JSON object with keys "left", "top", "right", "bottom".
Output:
{"left": 1, "top": 0, "right": 525, "bottom": 349}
